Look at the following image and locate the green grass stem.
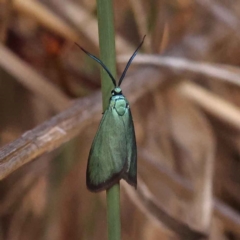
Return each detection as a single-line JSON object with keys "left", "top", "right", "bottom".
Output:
{"left": 96, "top": 0, "right": 121, "bottom": 240}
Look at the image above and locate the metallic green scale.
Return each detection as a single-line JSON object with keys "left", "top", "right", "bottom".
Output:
{"left": 87, "top": 87, "right": 137, "bottom": 192}
{"left": 76, "top": 35, "right": 145, "bottom": 192}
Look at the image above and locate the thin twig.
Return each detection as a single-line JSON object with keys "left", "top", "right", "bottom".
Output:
{"left": 118, "top": 54, "right": 240, "bottom": 87}
{"left": 214, "top": 199, "right": 240, "bottom": 235}
{"left": 178, "top": 82, "right": 240, "bottom": 131}
{"left": 158, "top": 23, "right": 169, "bottom": 53}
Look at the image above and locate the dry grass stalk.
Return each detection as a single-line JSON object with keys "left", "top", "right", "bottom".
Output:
{"left": 14, "top": 0, "right": 79, "bottom": 42}
{"left": 0, "top": 44, "right": 70, "bottom": 111}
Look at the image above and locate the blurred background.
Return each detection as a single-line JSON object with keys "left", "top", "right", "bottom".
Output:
{"left": 0, "top": 0, "right": 240, "bottom": 239}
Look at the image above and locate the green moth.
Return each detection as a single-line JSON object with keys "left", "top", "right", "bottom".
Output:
{"left": 76, "top": 36, "right": 145, "bottom": 192}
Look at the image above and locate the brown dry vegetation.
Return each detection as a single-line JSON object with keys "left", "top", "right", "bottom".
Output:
{"left": 0, "top": 0, "right": 240, "bottom": 239}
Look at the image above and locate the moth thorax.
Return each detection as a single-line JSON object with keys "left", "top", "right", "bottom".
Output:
{"left": 111, "top": 87, "right": 122, "bottom": 96}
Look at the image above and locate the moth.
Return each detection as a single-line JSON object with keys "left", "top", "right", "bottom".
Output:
{"left": 76, "top": 36, "right": 145, "bottom": 192}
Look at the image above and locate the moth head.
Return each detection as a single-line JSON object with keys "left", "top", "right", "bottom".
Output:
{"left": 111, "top": 87, "right": 122, "bottom": 96}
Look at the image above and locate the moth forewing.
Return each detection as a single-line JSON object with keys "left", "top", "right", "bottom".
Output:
{"left": 110, "top": 91, "right": 137, "bottom": 187}
{"left": 87, "top": 94, "right": 129, "bottom": 192}
{"left": 87, "top": 89, "right": 137, "bottom": 192}
{"left": 122, "top": 109, "right": 137, "bottom": 187}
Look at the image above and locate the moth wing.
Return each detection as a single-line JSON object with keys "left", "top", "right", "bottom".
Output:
{"left": 87, "top": 108, "right": 128, "bottom": 192}
{"left": 122, "top": 108, "right": 137, "bottom": 187}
